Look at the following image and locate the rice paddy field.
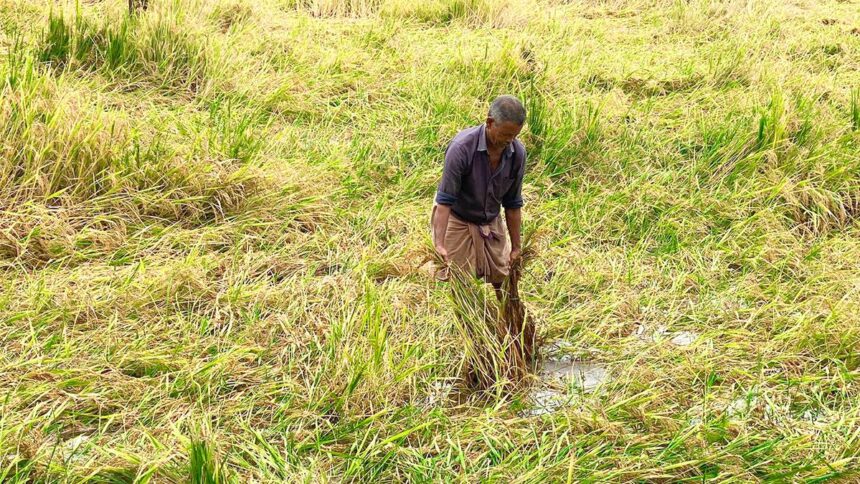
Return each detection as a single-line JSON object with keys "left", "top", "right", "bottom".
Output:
{"left": 1, "top": 0, "right": 860, "bottom": 481}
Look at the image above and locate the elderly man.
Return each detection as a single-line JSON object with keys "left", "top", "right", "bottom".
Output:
{"left": 432, "top": 95, "right": 526, "bottom": 287}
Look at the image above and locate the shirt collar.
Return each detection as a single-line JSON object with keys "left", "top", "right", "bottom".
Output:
{"left": 478, "top": 124, "right": 488, "bottom": 152}
{"left": 478, "top": 124, "right": 515, "bottom": 155}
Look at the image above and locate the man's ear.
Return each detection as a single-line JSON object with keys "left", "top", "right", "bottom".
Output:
{"left": 486, "top": 117, "right": 494, "bottom": 129}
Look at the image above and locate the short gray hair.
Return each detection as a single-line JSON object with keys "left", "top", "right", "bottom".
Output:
{"left": 488, "top": 95, "right": 526, "bottom": 125}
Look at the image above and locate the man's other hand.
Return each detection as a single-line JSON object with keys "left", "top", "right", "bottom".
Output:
{"left": 435, "top": 244, "right": 449, "bottom": 263}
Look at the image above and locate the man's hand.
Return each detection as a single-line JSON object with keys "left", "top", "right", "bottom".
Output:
{"left": 435, "top": 244, "right": 449, "bottom": 263}
{"left": 505, "top": 208, "right": 522, "bottom": 267}
{"left": 433, "top": 204, "right": 452, "bottom": 265}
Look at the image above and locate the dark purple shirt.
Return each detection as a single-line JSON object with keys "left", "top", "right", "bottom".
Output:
{"left": 435, "top": 124, "right": 526, "bottom": 225}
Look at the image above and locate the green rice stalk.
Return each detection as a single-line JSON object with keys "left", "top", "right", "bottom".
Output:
{"left": 189, "top": 428, "right": 232, "bottom": 484}
{"left": 851, "top": 86, "right": 859, "bottom": 131}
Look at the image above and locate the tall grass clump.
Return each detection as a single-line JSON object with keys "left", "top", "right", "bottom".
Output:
{"left": 331, "top": 0, "right": 516, "bottom": 25}
{"left": 431, "top": 0, "right": 510, "bottom": 26}
{"left": 691, "top": 114, "right": 758, "bottom": 188}
{"left": 207, "top": 97, "right": 270, "bottom": 163}
{"left": 0, "top": 46, "right": 261, "bottom": 226}
{"left": 189, "top": 432, "right": 233, "bottom": 484}
{"left": 37, "top": 9, "right": 213, "bottom": 93}
{"left": 747, "top": 90, "right": 860, "bottom": 234}
{"left": 756, "top": 88, "right": 788, "bottom": 153}
{"left": 0, "top": 58, "right": 125, "bottom": 202}
{"left": 291, "top": 0, "right": 384, "bottom": 17}
{"left": 38, "top": 10, "right": 76, "bottom": 66}
{"left": 525, "top": 89, "right": 602, "bottom": 180}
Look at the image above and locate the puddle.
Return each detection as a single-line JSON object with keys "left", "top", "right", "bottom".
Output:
{"left": 799, "top": 409, "right": 826, "bottom": 423}
{"left": 523, "top": 358, "right": 609, "bottom": 417}
{"left": 631, "top": 325, "right": 700, "bottom": 347}
{"left": 540, "top": 360, "right": 608, "bottom": 392}
{"left": 59, "top": 435, "right": 90, "bottom": 464}
{"left": 541, "top": 340, "right": 575, "bottom": 362}
{"left": 422, "top": 380, "right": 455, "bottom": 408}
{"left": 631, "top": 324, "right": 668, "bottom": 342}
{"left": 725, "top": 396, "right": 755, "bottom": 417}
{"left": 522, "top": 388, "right": 572, "bottom": 417}
{"left": 670, "top": 331, "right": 699, "bottom": 346}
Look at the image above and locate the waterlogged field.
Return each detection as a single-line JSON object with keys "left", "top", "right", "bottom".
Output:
{"left": 1, "top": 0, "right": 860, "bottom": 481}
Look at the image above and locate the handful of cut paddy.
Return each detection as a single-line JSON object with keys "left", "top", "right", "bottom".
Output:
{"left": 438, "top": 230, "right": 538, "bottom": 394}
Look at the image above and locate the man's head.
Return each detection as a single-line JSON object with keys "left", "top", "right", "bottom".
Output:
{"left": 486, "top": 95, "right": 526, "bottom": 149}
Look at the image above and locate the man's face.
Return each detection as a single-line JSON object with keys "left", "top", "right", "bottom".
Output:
{"left": 486, "top": 118, "right": 523, "bottom": 149}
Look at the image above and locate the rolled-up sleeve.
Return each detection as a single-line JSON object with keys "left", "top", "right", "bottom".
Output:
{"left": 501, "top": 151, "right": 525, "bottom": 209}
{"left": 435, "top": 144, "right": 467, "bottom": 206}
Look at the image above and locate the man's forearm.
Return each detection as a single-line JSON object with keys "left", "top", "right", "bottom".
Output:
{"left": 433, "top": 204, "right": 452, "bottom": 249}
{"left": 505, "top": 208, "right": 522, "bottom": 250}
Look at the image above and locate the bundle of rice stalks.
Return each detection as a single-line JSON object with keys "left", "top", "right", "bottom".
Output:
{"left": 447, "top": 267, "right": 513, "bottom": 392}
{"left": 500, "top": 238, "right": 537, "bottom": 375}
{"left": 443, "top": 229, "right": 539, "bottom": 394}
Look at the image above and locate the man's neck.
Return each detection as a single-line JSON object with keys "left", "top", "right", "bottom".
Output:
{"left": 485, "top": 133, "right": 503, "bottom": 152}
